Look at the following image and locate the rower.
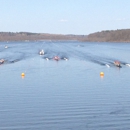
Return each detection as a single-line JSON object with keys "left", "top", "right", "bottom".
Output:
{"left": 39, "top": 50, "right": 44, "bottom": 55}
{"left": 114, "top": 61, "right": 121, "bottom": 67}
{"left": 0, "top": 59, "right": 4, "bottom": 64}
{"left": 54, "top": 56, "right": 60, "bottom": 61}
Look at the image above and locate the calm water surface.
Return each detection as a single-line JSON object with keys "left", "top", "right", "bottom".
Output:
{"left": 0, "top": 41, "right": 130, "bottom": 130}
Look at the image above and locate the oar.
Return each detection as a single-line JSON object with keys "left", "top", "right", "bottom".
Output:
{"left": 106, "top": 64, "right": 110, "bottom": 68}
{"left": 125, "top": 63, "right": 130, "bottom": 67}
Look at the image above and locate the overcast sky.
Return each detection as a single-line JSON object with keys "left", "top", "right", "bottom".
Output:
{"left": 0, "top": 0, "right": 130, "bottom": 34}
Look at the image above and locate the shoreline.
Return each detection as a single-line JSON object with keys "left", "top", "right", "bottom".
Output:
{"left": 0, "top": 29, "right": 130, "bottom": 43}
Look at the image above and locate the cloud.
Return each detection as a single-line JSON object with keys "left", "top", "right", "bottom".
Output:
{"left": 60, "top": 19, "right": 68, "bottom": 22}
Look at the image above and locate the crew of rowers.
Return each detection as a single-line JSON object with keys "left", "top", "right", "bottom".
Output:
{"left": 113, "top": 61, "right": 121, "bottom": 67}
{"left": 39, "top": 49, "right": 68, "bottom": 61}
{"left": 0, "top": 58, "right": 128, "bottom": 67}
{"left": 0, "top": 48, "right": 126, "bottom": 67}
{"left": 39, "top": 49, "right": 123, "bottom": 65}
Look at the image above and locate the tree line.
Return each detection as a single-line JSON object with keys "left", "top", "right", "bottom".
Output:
{"left": 84, "top": 29, "right": 130, "bottom": 42}
{"left": 0, "top": 29, "right": 130, "bottom": 42}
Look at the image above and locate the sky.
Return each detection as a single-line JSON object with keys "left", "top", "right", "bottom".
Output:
{"left": 0, "top": 0, "right": 130, "bottom": 35}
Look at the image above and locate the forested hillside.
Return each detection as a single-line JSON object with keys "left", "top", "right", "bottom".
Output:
{"left": 85, "top": 29, "right": 130, "bottom": 42}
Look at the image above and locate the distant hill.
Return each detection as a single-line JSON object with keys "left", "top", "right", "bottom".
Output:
{"left": 84, "top": 29, "right": 130, "bottom": 42}
{"left": 0, "top": 32, "right": 84, "bottom": 42}
{"left": 0, "top": 29, "right": 130, "bottom": 42}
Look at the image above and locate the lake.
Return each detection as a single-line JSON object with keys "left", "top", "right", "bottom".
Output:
{"left": 0, "top": 41, "right": 130, "bottom": 130}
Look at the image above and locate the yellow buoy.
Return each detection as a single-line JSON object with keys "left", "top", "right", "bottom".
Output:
{"left": 21, "top": 73, "right": 25, "bottom": 76}
{"left": 100, "top": 72, "right": 104, "bottom": 77}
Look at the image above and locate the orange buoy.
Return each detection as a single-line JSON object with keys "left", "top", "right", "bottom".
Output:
{"left": 21, "top": 73, "right": 25, "bottom": 76}
{"left": 100, "top": 72, "right": 104, "bottom": 77}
